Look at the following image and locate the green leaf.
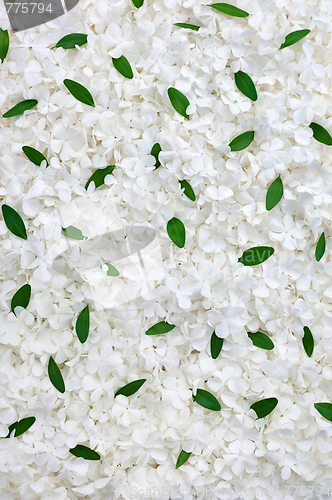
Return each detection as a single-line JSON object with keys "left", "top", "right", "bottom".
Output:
{"left": 229, "top": 131, "right": 254, "bottom": 151}
{"left": 250, "top": 397, "right": 278, "bottom": 419}
{"left": 6, "top": 417, "right": 36, "bottom": 438}
{"left": 106, "top": 263, "right": 120, "bottom": 276}
{"left": 11, "top": 284, "right": 31, "bottom": 316}
{"left": 314, "top": 402, "right": 332, "bottom": 422}
{"left": 175, "top": 450, "right": 191, "bottom": 468}
{"left": 167, "top": 217, "right": 186, "bottom": 248}
{"left": 2, "top": 204, "right": 27, "bottom": 240}
{"left": 179, "top": 180, "right": 196, "bottom": 201}
{"left": 210, "top": 331, "right": 224, "bottom": 359}
{"left": 115, "top": 379, "right": 147, "bottom": 397}
{"left": 247, "top": 331, "right": 274, "bottom": 350}
{"left": 48, "top": 356, "right": 65, "bottom": 394}
{"left": 22, "top": 146, "right": 48, "bottom": 167}
{"left": 174, "top": 23, "right": 201, "bottom": 31}
{"left": 53, "top": 33, "right": 88, "bottom": 49}
{"left": 75, "top": 305, "right": 90, "bottom": 344}
{"left": 266, "top": 175, "right": 283, "bottom": 211}
{"left": 208, "top": 3, "right": 249, "bottom": 17}
{"left": 3, "top": 99, "right": 38, "bottom": 118}
{"left": 279, "top": 29, "right": 310, "bottom": 50}
{"left": 168, "top": 87, "right": 190, "bottom": 120}
{"left": 61, "top": 226, "right": 85, "bottom": 240}
{"left": 315, "top": 232, "right": 326, "bottom": 262}
{"left": 132, "top": 0, "right": 144, "bottom": 7}
{"left": 85, "top": 165, "right": 115, "bottom": 190}
{"left": 69, "top": 444, "right": 100, "bottom": 460}
{"left": 151, "top": 143, "right": 162, "bottom": 169}
{"left": 0, "top": 28, "right": 9, "bottom": 63}
{"left": 302, "top": 326, "right": 314, "bottom": 357}
{"left": 238, "top": 246, "right": 274, "bottom": 266}
{"left": 146, "top": 321, "right": 176, "bottom": 335}
{"left": 63, "top": 79, "right": 95, "bottom": 107}
{"left": 234, "top": 71, "right": 257, "bottom": 101}
{"left": 112, "top": 56, "right": 134, "bottom": 79}
{"left": 192, "top": 388, "right": 221, "bottom": 411}
{"left": 309, "top": 122, "right": 332, "bottom": 146}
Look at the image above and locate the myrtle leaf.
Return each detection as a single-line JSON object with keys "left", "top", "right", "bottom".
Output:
{"left": 132, "top": 0, "right": 144, "bottom": 7}
{"left": 69, "top": 444, "right": 100, "bottom": 460}
{"left": 176, "top": 450, "right": 191, "bottom": 468}
{"left": 180, "top": 180, "right": 196, "bottom": 201}
{"left": 114, "top": 379, "right": 146, "bottom": 397}
{"left": 61, "top": 226, "right": 85, "bottom": 240}
{"left": 11, "top": 284, "right": 31, "bottom": 316}
{"left": 266, "top": 175, "right": 283, "bottom": 211}
{"left": 151, "top": 143, "right": 162, "bottom": 169}
{"left": 85, "top": 165, "right": 115, "bottom": 190}
{"left": 250, "top": 397, "right": 278, "bottom": 419}
{"left": 106, "top": 263, "right": 120, "bottom": 276}
{"left": 168, "top": 87, "right": 190, "bottom": 120}
{"left": 174, "top": 23, "right": 201, "bottom": 31}
{"left": 6, "top": 417, "right": 36, "bottom": 438}
{"left": 22, "top": 146, "right": 48, "bottom": 167}
{"left": 238, "top": 246, "right": 274, "bottom": 266}
{"left": 315, "top": 232, "right": 326, "bottom": 262}
{"left": 234, "top": 71, "right": 257, "bottom": 101}
{"left": 210, "top": 331, "right": 223, "bottom": 359}
{"left": 314, "top": 403, "right": 332, "bottom": 422}
{"left": 48, "top": 356, "right": 65, "bottom": 393}
{"left": 247, "top": 331, "right": 274, "bottom": 350}
{"left": 208, "top": 3, "right": 249, "bottom": 17}
{"left": 3, "top": 99, "right": 38, "bottom": 118}
{"left": 279, "top": 29, "right": 310, "bottom": 50}
{"left": 229, "top": 131, "right": 254, "bottom": 151}
{"left": 192, "top": 388, "right": 221, "bottom": 411}
{"left": 0, "top": 28, "right": 9, "bottom": 63}
{"left": 53, "top": 33, "right": 88, "bottom": 49}
{"left": 63, "top": 79, "right": 95, "bottom": 107}
{"left": 2, "top": 204, "right": 27, "bottom": 240}
{"left": 309, "top": 122, "right": 332, "bottom": 146}
{"left": 75, "top": 305, "right": 90, "bottom": 344}
{"left": 112, "top": 56, "right": 134, "bottom": 79}
{"left": 302, "top": 326, "right": 314, "bottom": 357}
{"left": 167, "top": 217, "right": 186, "bottom": 248}
{"left": 146, "top": 322, "right": 176, "bottom": 335}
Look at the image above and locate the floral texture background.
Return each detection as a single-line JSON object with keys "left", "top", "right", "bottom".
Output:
{"left": 1, "top": 0, "right": 332, "bottom": 499}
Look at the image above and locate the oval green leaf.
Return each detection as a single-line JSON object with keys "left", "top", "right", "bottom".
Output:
{"left": 6, "top": 417, "right": 36, "bottom": 438}
{"left": 234, "top": 71, "right": 257, "bottom": 101}
{"left": 2, "top": 204, "right": 27, "bottom": 240}
{"left": 146, "top": 321, "right": 176, "bottom": 335}
{"left": 85, "top": 165, "right": 115, "bottom": 190}
{"left": 112, "top": 55, "right": 134, "bottom": 79}
{"left": 167, "top": 217, "right": 186, "bottom": 248}
{"left": 179, "top": 180, "right": 196, "bottom": 201}
{"left": 61, "top": 225, "right": 85, "bottom": 240}
{"left": 266, "top": 175, "right": 283, "bottom": 211}
{"left": 22, "top": 146, "right": 48, "bottom": 167}
{"left": 106, "top": 263, "right": 120, "bottom": 276}
{"left": 75, "top": 305, "right": 90, "bottom": 344}
{"left": 250, "top": 397, "right": 278, "bottom": 419}
{"left": 3, "top": 99, "right": 38, "bottom": 118}
{"left": 63, "top": 79, "right": 95, "bottom": 107}
{"left": 132, "top": 0, "right": 144, "bottom": 7}
{"left": 314, "top": 403, "right": 332, "bottom": 422}
{"left": 176, "top": 450, "right": 191, "bottom": 468}
{"left": 210, "top": 331, "right": 224, "bottom": 359}
{"left": 69, "top": 444, "right": 100, "bottom": 460}
{"left": 247, "top": 331, "right": 274, "bottom": 350}
{"left": 229, "top": 130, "right": 254, "bottom": 152}
{"left": 11, "top": 284, "right": 31, "bottom": 316}
{"left": 309, "top": 122, "right": 332, "bottom": 146}
{"left": 238, "top": 246, "right": 274, "bottom": 266}
{"left": 315, "top": 232, "right": 326, "bottom": 262}
{"left": 302, "top": 326, "right": 314, "bottom": 357}
{"left": 208, "top": 3, "right": 249, "bottom": 17}
{"left": 114, "top": 379, "right": 147, "bottom": 397}
{"left": 0, "top": 28, "right": 9, "bottom": 63}
{"left": 48, "top": 356, "right": 65, "bottom": 394}
{"left": 53, "top": 33, "right": 88, "bottom": 49}
{"left": 151, "top": 143, "right": 162, "bottom": 169}
{"left": 168, "top": 87, "right": 190, "bottom": 120}
{"left": 279, "top": 29, "right": 310, "bottom": 50}
{"left": 192, "top": 388, "right": 221, "bottom": 411}
{"left": 174, "top": 23, "right": 201, "bottom": 31}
